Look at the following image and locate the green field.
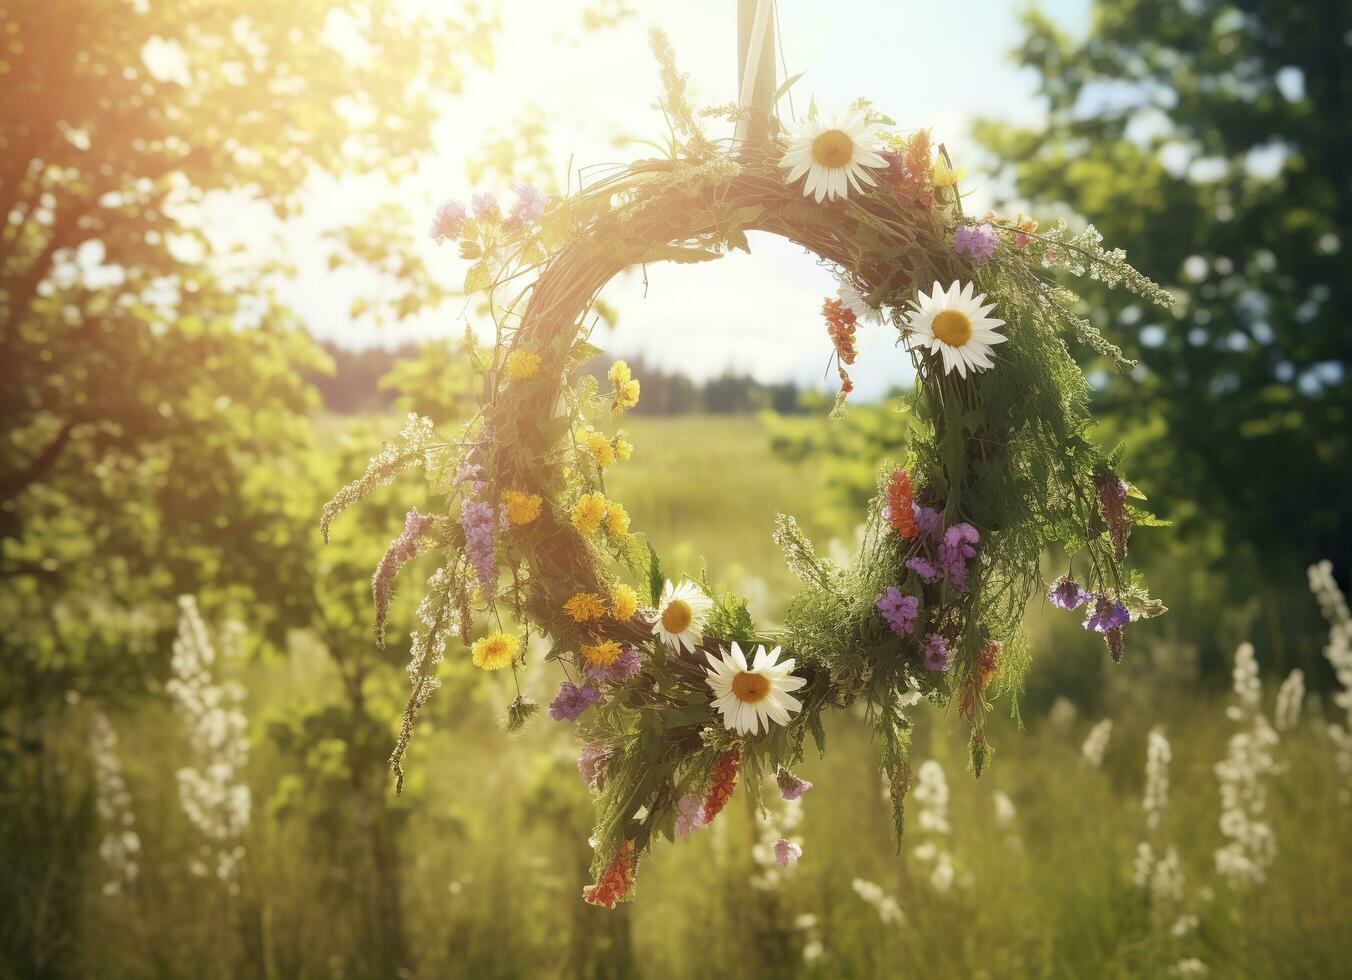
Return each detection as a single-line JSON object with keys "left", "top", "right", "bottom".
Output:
{"left": 45, "top": 415, "right": 1351, "bottom": 979}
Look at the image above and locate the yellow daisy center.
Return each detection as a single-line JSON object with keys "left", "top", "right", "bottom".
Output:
{"left": 731, "top": 671, "right": 771, "bottom": 703}
{"left": 811, "top": 129, "right": 854, "bottom": 168}
{"left": 932, "top": 310, "right": 973, "bottom": 348}
{"left": 661, "top": 599, "right": 693, "bottom": 635}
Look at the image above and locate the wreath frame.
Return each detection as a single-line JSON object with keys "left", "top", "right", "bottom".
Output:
{"left": 323, "top": 37, "right": 1173, "bottom": 909}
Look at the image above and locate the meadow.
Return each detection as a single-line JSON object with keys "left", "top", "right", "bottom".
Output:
{"left": 48, "top": 414, "right": 1352, "bottom": 980}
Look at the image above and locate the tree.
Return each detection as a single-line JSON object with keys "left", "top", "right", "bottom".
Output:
{"left": 974, "top": 0, "right": 1350, "bottom": 657}
{"left": 0, "top": 1, "right": 494, "bottom": 970}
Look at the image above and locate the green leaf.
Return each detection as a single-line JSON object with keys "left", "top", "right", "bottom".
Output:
{"left": 464, "top": 260, "right": 491, "bottom": 295}
{"left": 647, "top": 543, "right": 665, "bottom": 606}
{"left": 564, "top": 340, "right": 604, "bottom": 370}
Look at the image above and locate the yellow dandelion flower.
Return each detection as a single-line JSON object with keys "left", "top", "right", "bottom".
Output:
{"left": 564, "top": 591, "right": 607, "bottom": 623}
{"left": 604, "top": 501, "right": 631, "bottom": 541}
{"left": 612, "top": 378, "right": 640, "bottom": 414}
{"left": 502, "top": 490, "right": 542, "bottom": 525}
{"left": 471, "top": 631, "right": 519, "bottom": 671}
{"left": 572, "top": 493, "right": 607, "bottom": 535}
{"left": 610, "top": 583, "right": 639, "bottom": 621}
{"left": 931, "top": 160, "right": 967, "bottom": 188}
{"left": 581, "top": 639, "right": 623, "bottom": 668}
{"left": 608, "top": 360, "right": 632, "bottom": 386}
{"left": 506, "top": 350, "right": 541, "bottom": 380}
{"left": 614, "top": 436, "right": 633, "bottom": 461}
{"left": 583, "top": 430, "right": 616, "bottom": 469}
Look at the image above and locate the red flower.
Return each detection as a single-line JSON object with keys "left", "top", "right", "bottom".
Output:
{"left": 582, "top": 838, "right": 636, "bottom": 909}
{"left": 701, "top": 747, "right": 741, "bottom": 825}
{"left": 822, "top": 298, "right": 858, "bottom": 398}
{"left": 884, "top": 468, "right": 919, "bottom": 538}
{"left": 978, "top": 640, "right": 1001, "bottom": 688}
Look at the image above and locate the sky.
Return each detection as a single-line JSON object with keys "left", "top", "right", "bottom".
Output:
{"left": 272, "top": 0, "right": 1092, "bottom": 399}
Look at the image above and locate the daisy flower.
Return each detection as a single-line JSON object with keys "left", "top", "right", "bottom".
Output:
{"left": 471, "top": 631, "right": 519, "bottom": 671}
{"left": 705, "top": 643, "right": 806, "bottom": 736}
{"left": 837, "top": 279, "right": 884, "bottom": 326}
{"left": 778, "top": 112, "right": 887, "bottom": 203}
{"left": 653, "top": 578, "right": 713, "bottom": 653}
{"left": 904, "top": 281, "right": 1008, "bottom": 378}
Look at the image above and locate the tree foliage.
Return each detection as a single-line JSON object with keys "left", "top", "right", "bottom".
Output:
{"left": 973, "top": 0, "right": 1350, "bottom": 589}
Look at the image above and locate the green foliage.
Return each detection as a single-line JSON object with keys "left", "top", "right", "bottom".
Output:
{"left": 974, "top": 0, "right": 1351, "bottom": 593}
{"left": 0, "top": 3, "right": 498, "bottom": 971}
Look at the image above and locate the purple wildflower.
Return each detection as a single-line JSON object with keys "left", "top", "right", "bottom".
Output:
{"left": 453, "top": 461, "right": 483, "bottom": 487}
{"left": 876, "top": 586, "right": 921, "bottom": 635}
{"left": 906, "top": 556, "right": 941, "bottom": 583}
{"left": 1048, "top": 575, "right": 1091, "bottom": 610}
{"left": 939, "top": 522, "right": 980, "bottom": 592}
{"left": 461, "top": 498, "right": 497, "bottom": 593}
{"left": 776, "top": 767, "right": 813, "bottom": 801}
{"left": 577, "top": 742, "right": 611, "bottom": 792}
{"left": 548, "top": 680, "right": 600, "bottom": 721}
{"left": 511, "top": 182, "right": 548, "bottom": 225}
{"left": 922, "top": 633, "right": 951, "bottom": 671}
{"left": 913, "top": 503, "right": 943, "bottom": 538}
{"left": 587, "top": 645, "right": 642, "bottom": 683}
{"left": 1083, "top": 595, "right": 1130, "bottom": 634}
{"left": 674, "top": 792, "right": 706, "bottom": 838}
{"left": 470, "top": 190, "right": 499, "bottom": 219}
{"left": 428, "top": 199, "right": 467, "bottom": 244}
{"left": 953, "top": 223, "right": 998, "bottom": 262}
{"left": 372, "top": 508, "right": 434, "bottom": 646}
{"left": 774, "top": 838, "right": 803, "bottom": 866}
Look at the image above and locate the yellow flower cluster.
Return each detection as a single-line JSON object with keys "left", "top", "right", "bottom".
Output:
{"left": 604, "top": 501, "right": 630, "bottom": 540}
{"left": 608, "top": 360, "right": 640, "bottom": 414}
{"left": 570, "top": 493, "right": 629, "bottom": 543}
{"left": 571, "top": 493, "right": 609, "bottom": 535}
{"left": 502, "top": 490, "right": 542, "bottom": 525}
{"left": 506, "top": 350, "right": 541, "bottom": 380}
{"left": 564, "top": 591, "right": 607, "bottom": 623}
{"left": 581, "top": 429, "right": 615, "bottom": 469}
{"left": 614, "top": 434, "right": 633, "bottom": 461}
{"left": 610, "top": 583, "right": 638, "bottom": 620}
{"left": 931, "top": 160, "right": 966, "bottom": 188}
{"left": 581, "top": 639, "right": 623, "bottom": 668}
{"left": 471, "top": 630, "right": 519, "bottom": 671}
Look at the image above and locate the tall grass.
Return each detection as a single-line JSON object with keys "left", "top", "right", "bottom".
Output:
{"left": 38, "top": 416, "right": 1352, "bottom": 978}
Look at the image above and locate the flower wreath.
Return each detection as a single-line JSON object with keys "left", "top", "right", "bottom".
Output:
{"left": 323, "top": 33, "right": 1171, "bottom": 908}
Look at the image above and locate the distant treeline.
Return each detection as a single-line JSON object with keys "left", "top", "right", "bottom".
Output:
{"left": 307, "top": 340, "right": 823, "bottom": 416}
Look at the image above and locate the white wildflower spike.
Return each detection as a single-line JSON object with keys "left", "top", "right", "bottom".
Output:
{"left": 912, "top": 759, "right": 958, "bottom": 892}
{"left": 1214, "top": 642, "right": 1279, "bottom": 887}
{"left": 1274, "top": 668, "right": 1305, "bottom": 732}
{"left": 1082, "top": 718, "right": 1114, "bottom": 768}
{"left": 166, "top": 596, "right": 250, "bottom": 885}
{"left": 89, "top": 711, "right": 141, "bottom": 897}
{"left": 1308, "top": 560, "right": 1352, "bottom": 804}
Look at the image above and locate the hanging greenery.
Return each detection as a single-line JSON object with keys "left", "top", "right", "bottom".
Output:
{"left": 323, "top": 28, "right": 1170, "bottom": 908}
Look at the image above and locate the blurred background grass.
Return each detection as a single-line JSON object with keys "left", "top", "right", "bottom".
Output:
{"left": 2, "top": 0, "right": 1350, "bottom": 977}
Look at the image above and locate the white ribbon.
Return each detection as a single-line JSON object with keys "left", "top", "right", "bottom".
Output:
{"left": 734, "top": 0, "right": 775, "bottom": 144}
